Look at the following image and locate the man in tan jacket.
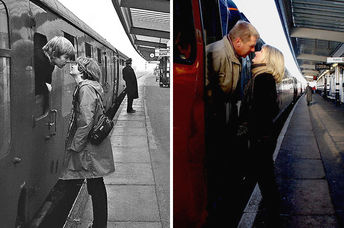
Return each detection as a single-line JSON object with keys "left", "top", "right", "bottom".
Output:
{"left": 206, "top": 20, "right": 259, "bottom": 97}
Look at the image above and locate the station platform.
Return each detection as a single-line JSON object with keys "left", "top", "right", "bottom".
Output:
{"left": 64, "top": 83, "right": 165, "bottom": 228}
{"left": 239, "top": 94, "right": 344, "bottom": 227}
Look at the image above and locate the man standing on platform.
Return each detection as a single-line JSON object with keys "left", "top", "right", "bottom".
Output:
{"left": 123, "top": 58, "right": 138, "bottom": 113}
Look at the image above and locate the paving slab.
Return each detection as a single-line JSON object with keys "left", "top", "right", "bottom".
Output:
{"left": 104, "top": 163, "right": 154, "bottom": 185}
{"left": 107, "top": 185, "right": 160, "bottom": 222}
{"left": 114, "top": 120, "right": 146, "bottom": 128}
{"left": 111, "top": 135, "right": 148, "bottom": 148}
{"left": 112, "top": 127, "right": 147, "bottom": 136}
{"left": 289, "top": 159, "right": 325, "bottom": 179}
{"left": 286, "top": 179, "right": 334, "bottom": 215}
{"left": 107, "top": 222, "right": 162, "bottom": 228}
{"left": 113, "top": 146, "right": 150, "bottom": 163}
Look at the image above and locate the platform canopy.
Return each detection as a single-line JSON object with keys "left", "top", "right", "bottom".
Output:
{"left": 112, "top": 0, "right": 170, "bottom": 61}
{"left": 275, "top": 0, "right": 344, "bottom": 81}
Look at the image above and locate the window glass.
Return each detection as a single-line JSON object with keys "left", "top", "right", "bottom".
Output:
{"left": 63, "top": 32, "right": 76, "bottom": 61}
{"left": 85, "top": 43, "right": 92, "bottom": 57}
{"left": 0, "top": 2, "right": 9, "bottom": 49}
{"left": 97, "top": 48, "right": 102, "bottom": 63}
{"left": 173, "top": 0, "right": 196, "bottom": 64}
{"left": 104, "top": 55, "right": 108, "bottom": 84}
{"left": 0, "top": 57, "right": 10, "bottom": 158}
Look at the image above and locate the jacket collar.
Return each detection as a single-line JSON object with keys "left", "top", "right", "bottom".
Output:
{"left": 223, "top": 35, "right": 241, "bottom": 65}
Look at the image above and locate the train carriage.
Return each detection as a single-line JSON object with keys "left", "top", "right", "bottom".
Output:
{"left": 0, "top": 0, "right": 128, "bottom": 226}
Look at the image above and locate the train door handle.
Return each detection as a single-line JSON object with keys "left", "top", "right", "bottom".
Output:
{"left": 45, "top": 109, "right": 57, "bottom": 139}
{"left": 13, "top": 157, "right": 22, "bottom": 164}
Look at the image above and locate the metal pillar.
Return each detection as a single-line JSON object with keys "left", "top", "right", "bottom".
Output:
{"left": 335, "top": 65, "right": 340, "bottom": 105}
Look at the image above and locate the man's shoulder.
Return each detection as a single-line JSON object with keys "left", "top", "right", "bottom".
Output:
{"left": 206, "top": 38, "right": 226, "bottom": 53}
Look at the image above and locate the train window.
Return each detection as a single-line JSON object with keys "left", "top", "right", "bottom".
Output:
{"left": 63, "top": 32, "right": 76, "bottom": 61}
{"left": 173, "top": 0, "right": 196, "bottom": 64}
{"left": 104, "top": 55, "right": 108, "bottom": 84}
{"left": 85, "top": 42, "right": 92, "bottom": 57}
{"left": 97, "top": 48, "right": 102, "bottom": 63}
{"left": 200, "top": 0, "right": 223, "bottom": 44}
{"left": 34, "top": 33, "right": 52, "bottom": 115}
{"left": 0, "top": 57, "right": 10, "bottom": 158}
{"left": 0, "top": 2, "right": 9, "bottom": 49}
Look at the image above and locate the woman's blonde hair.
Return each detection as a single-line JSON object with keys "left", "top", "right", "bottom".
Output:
{"left": 76, "top": 57, "right": 101, "bottom": 82}
{"left": 229, "top": 20, "right": 260, "bottom": 43}
{"left": 252, "top": 44, "right": 284, "bottom": 83}
{"left": 42, "top": 36, "right": 75, "bottom": 59}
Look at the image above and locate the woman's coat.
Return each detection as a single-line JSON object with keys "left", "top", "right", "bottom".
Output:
{"left": 61, "top": 80, "right": 115, "bottom": 180}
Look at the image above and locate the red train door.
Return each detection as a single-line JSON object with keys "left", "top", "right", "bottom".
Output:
{"left": 173, "top": 0, "right": 207, "bottom": 227}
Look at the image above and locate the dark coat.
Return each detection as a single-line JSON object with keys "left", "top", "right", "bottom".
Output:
{"left": 240, "top": 73, "right": 279, "bottom": 141}
{"left": 123, "top": 65, "right": 139, "bottom": 99}
{"left": 34, "top": 47, "right": 54, "bottom": 95}
{"left": 61, "top": 80, "right": 115, "bottom": 180}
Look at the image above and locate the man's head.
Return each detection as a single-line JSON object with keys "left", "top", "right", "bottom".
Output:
{"left": 228, "top": 21, "right": 259, "bottom": 58}
{"left": 126, "top": 58, "right": 132, "bottom": 66}
{"left": 42, "top": 36, "right": 75, "bottom": 68}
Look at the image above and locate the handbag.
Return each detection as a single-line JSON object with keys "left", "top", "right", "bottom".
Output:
{"left": 89, "top": 87, "right": 114, "bottom": 145}
{"left": 76, "top": 84, "right": 114, "bottom": 145}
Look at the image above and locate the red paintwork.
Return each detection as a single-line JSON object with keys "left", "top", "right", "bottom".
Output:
{"left": 173, "top": 0, "right": 207, "bottom": 227}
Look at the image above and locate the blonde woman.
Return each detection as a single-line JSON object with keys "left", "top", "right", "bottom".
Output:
{"left": 239, "top": 44, "right": 284, "bottom": 227}
{"left": 61, "top": 57, "right": 115, "bottom": 228}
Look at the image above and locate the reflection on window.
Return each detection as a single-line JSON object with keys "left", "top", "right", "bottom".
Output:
{"left": 0, "top": 57, "right": 10, "bottom": 158}
{"left": 173, "top": 0, "right": 196, "bottom": 64}
{"left": 0, "top": 2, "right": 9, "bottom": 49}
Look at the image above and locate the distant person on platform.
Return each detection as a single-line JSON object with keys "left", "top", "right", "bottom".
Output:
{"left": 306, "top": 83, "right": 312, "bottom": 106}
{"left": 123, "top": 58, "right": 139, "bottom": 113}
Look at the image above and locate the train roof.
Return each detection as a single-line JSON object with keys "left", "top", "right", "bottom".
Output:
{"left": 32, "top": 0, "right": 128, "bottom": 59}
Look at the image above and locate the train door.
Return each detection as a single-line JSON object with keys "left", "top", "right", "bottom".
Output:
{"left": 28, "top": 2, "right": 66, "bottom": 217}
{"left": 173, "top": 0, "right": 207, "bottom": 226}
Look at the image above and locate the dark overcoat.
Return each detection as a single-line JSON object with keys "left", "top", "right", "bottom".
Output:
{"left": 240, "top": 72, "right": 279, "bottom": 141}
{"left": 123, "top": 65, "right": 139, "bottom": 99}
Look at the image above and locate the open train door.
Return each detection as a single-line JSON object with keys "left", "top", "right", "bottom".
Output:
{"left": 173, "top": 0, "right": 207, "bottom": 227}
{"left": 28, "top": 9, "right": 67, "bottom": 219}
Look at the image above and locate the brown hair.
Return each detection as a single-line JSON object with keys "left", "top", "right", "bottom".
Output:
{"left": 76, "top": 57, "right": 101, "bottom": 82}
{"left": 229, "top": 21, "right": 260, "bottom": 43}
{"left": 42, "top": 36, "right": 75, "bottom": 59}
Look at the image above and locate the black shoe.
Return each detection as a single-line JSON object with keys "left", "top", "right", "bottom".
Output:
{"left": 127, "top": 109, "right": 136, "bottom": 113}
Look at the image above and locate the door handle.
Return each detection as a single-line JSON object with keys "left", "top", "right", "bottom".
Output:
{"left": 45, "top": 109, "right": 57, "bottom": 138}
{"left": 13, "top": 157, "right": 22, "bottom": 164}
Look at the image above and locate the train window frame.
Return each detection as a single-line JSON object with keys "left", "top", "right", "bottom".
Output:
{"left": 0, "top": 1, "right": 11, "bottom": 159}
{"left": 63, "top": 31, "right": 77, "bottom": 61}
{"left": 104, "top": 53, "right": 108, "bottom": 85}
{"left": 173, "top": 0, "right": 196, "bottom": 65}
{"left": 85, "top": 42, "right": 92, "bottom": 57}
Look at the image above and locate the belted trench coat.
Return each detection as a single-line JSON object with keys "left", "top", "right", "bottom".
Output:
{"left": 61, "top": 80, "right": 115, "bottom": 180}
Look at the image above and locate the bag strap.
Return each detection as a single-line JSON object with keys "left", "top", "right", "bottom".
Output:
{"left": 75, "top": 84, "right": 105, "bottom": 114}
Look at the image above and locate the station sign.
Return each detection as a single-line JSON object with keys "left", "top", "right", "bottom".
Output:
{"left": 327, "top": 57, "right": 344, "bottom": 63}
{"left": 155, "top": 48, "right": 170, "bottom": 57}
{"left": 315, "top": 63, "right": 330, "bottom": 70}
